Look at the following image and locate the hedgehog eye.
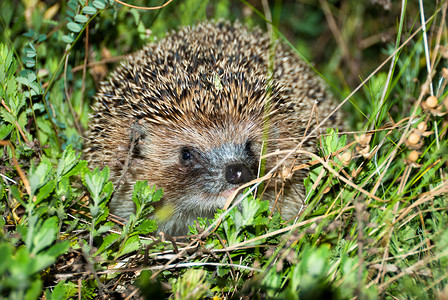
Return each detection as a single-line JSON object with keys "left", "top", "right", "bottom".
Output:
{"left": 180, "top": 147, "right": 193, "bottom": 164}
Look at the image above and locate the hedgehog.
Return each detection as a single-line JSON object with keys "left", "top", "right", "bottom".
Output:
{"left": 85, "top": 21, "right": 341, "bottom": 236}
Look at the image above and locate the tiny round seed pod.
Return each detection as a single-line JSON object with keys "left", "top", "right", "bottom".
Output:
{"left": 340, "top": 151, "right": 352, "bottom": 165}
{"left": 407, "top": 132, "right": 420, "bottom": 145}
{"left": 408, "top": 150, "right": 419, "bottom": 162}
{"left": 425, "top": 96, "right": 438, "bottom": 109}
{"left": 356, "top": 133, "right": 371, "bottom": 146}
{"left": 417, "top": 122, "right": 427, "bottom": 132}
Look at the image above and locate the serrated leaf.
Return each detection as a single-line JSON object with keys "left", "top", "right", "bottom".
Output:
{"left": 82, "top": 5, "right": 97, "bottom": 15}
{"left": 83, "top": 167, "right": 109, "bottom": 200}
{"left": 92, "top": 0, "right": 106, "bottom": 9}
{"left": 0, "top": 108, "right": 16, "bottom": 125}
{"left": 67, "top": 22, "right": 83, "bottom": 33}
{"left": 96, "top": 233, "right": 120, "bottom": 254}
{"left": 96, "top": 222, "right": 115, "bottom": 235}
{"left": 57, "top": 144, "right": 80, "bottom": 179}
{"left": 46, "top": 280, "right": 77, "bottom": 300}
{"left": 83, "top": 167, "right": 113, "bottom": 218}
{"left": 134, "top": 219, "right": 157, "bottom": 235}
{"left": 0, "top": 124, "right": 14, "bottom": 140}
{"left": 64, "top": 160, "right": 87, "bottom": 180}
{"left": 56, "top": 176, "right": 70, "bottom": 197}
{"left": 16, "top": 75, "right": 30, "bottom": 86}
{"left": 119, "top": 235, "right": 141, "bottom": 257}
{"left": 74, "top": 14, "right": 89, "bottom": 23}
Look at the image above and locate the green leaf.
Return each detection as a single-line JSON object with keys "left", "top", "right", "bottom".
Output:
{"left": 83, "top": 167, "right": 113, "bottom": 219}
{"left": 82, "top": 5, "right": 97, "bottom": 15}
{"left": 92, "top": 0, "right": 106, "bottom": 10}
{"left": 131, "top": 181, "right": 160, "bottom": 211}
{"left": 46, "top": 280, "right": 77, "bottom": 300}
{"left": 74, "top": 14, "right": 89, "bottom": 23}
{"left": 16, "top": 75, "right": 31, "bottom": 86}
{"left": 134, "top": 219, "right": 157, "bottom": 235}
{"left": 25, "top": 49, "right": 36, "bottom": 58}
{"left": 0, "top": 123, "right": 14, "bottom": 140}
{"left": 67, "top": 22, "right": 83, "bottom": 33}
{"left": 25, "top": 277, "right": 42, "bottom": 300}
{"left": 66, "top": 9, "right": 75, "bottom": 18}
{"left": 83, "top": 167, "right": 110, "bottom": 202}
{"left": 35, "top": 179, "right": 56, "bottom": 204}
{"left": 37, "top": 34, "right": 47, "bottom": 43}
{"left": 28, "top": 156, "right": 54, "bottom": 197}
{"left": 96, "top": 222, "right": 115, "bottom": 235}
{"left": 119, "top": 234, "right": 141, "bottom": 257}
{"left": 0, "top": 108, "right": 17, "bottom": 125}
{"left": 0, "top": 243, "right": 12, "bottom": 275}
{"left": 24, "top": 57, "right": 35, "bottom": 68}
{"left": 45, "top": 240, "right": 70, "bottom": 258}
{"left": 61, "top": 34, "right": 74, "bottom": 44}
{"left": 31, "top": 217, "right": 59, "bottom": 255}
{"left": 96, "top": 233, "right": 120, "bottom": 254}
{"left": 57, "top": 144, "right": 82, "bottom": 180}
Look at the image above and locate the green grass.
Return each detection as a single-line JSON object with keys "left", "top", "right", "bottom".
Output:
{"left": 1, "top": 0, "right": 448, "bottom": 299}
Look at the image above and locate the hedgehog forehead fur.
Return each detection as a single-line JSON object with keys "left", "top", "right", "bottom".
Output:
{"left": 85, "top": 20, "right": 341, "bottom": 236}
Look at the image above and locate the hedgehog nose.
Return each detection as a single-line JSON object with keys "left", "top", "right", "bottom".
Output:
{"left": 225, "top": 163, "right": 253, "bottom": 185}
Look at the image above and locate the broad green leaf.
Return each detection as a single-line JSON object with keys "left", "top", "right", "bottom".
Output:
{"left": 96, "top": 233, "right": 120, "bottom": 255}
{"left": 67, "top": 22, "right": 83, "bottom": 33}
{"left": 0, "top": 123, "right": 14, "bottom": 140}
{"left": 61, "top": 34, "right": 74, "bottom": 44}
{"left": 119, "top": 234, "right": 141, "bottom": 257}
{"left": 74, "top": 14, "right": 89, "bottom": 23}
{"left": 35, "top": 179, "right": 56, "bottom": 204}
{"left": 28, "top": 156, "right": 54, "bottom": 197}
{"left": 92, "top": 0, "right": 106, "bottom": 9}
{"left": 82, "top": 5, "right": 97, "bottom": 15}
{"left": 31, "top": 217, "right": 59, "bottom": 255}
{"left": 0, "top": 243, "right": 12, "bottom": 274}
{"left": 133, "top": 219, "right": 157, "bottom": 235}
{"left": 25, "top": 277, "right": 42, "bottom": 300}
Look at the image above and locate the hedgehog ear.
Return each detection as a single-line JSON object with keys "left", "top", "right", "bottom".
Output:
{"left": 244, "top": 140, "right": 252, "bottom": 154}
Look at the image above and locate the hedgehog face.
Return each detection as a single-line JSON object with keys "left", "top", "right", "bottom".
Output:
{"left": 176, "top": 140, "right": 257, "bottom": 196}
{"left": 140, "top": 118, "right": 263, "bottom": 215}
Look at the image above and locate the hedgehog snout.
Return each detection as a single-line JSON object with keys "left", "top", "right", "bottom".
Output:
{"left": 225, "top": 163, "right": 253, "bottom": 185}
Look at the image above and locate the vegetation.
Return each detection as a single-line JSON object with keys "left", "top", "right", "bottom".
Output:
{"left": 1, "top": 0, "right": 447, "bottom": 298}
